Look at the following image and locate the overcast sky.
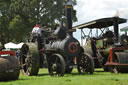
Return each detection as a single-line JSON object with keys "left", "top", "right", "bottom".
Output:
{"left": 73, "top": 0, "right": 128, "bottom": 43}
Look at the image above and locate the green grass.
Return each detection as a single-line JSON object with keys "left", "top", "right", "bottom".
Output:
{"left": 1, "top": 68, "right": 128, "bottom": 85}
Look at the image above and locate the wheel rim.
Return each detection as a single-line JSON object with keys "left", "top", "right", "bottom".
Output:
{"left": 48, "top": 54, "right": 65, "bottom": 76}
{"left": 77, "top": 53, "right": 94, "bottom": 74}
{"left": 20, "top": 44, "right": 31, "bottom": 75}
{"left": 20, "top": 43, "right": 40, "bottom": 76}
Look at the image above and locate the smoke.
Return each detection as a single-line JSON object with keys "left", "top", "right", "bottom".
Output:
{"left": 114, "top": 8, "right": 128, "bottom": 19}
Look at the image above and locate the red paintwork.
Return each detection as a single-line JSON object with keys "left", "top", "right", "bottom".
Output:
{"left": 0, "top": 51, "right": 15, "bottom": 56}
{"left": 40, "top": 48, "right": 46, "bottom": 54}
{"left": 105, "top": 46, "right": 128, "bottom": 66}
{"left": 109, "top": 48, "right": 113, "bottom": 62}
{"left": 68, "top": 42, "right": 78, "bottom": 53}
{"left": 105, "top": 62, "right": 118, "bottom": 66}
{"left": 105, "top": 62, "right": 128, "bottom": 66}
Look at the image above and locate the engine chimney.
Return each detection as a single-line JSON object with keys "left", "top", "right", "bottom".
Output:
{"left": 65, "top": 0, "right": 73, "bottom": 36}
{"left": 113, "top": 17, "right": 119, "bottom": 44}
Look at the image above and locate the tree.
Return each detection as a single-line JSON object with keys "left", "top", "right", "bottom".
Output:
{"left": 0, "top": 0, "right": 77, "bottom": 43}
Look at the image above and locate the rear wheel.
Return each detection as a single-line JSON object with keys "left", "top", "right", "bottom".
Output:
{"left": 109, "top": 52, "right": 128, "bottom": 73}
{"left": 20, "top": 43, "right": 40, "bottom": 76}
{"left": 77, "top": 53, "right": 94, "bottom": 74}
{"left": 48, "top": 54, "right": 65, "bottom": 76}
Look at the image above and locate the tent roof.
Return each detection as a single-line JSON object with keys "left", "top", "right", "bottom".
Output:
{"left": 5, "top": 42, "right": 24, "bottom": 49}
{"left": 120, "top": 26, "right": 128, "bottom": 32}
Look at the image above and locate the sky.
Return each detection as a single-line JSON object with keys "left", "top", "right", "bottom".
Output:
{"left": 72, "top": 0, "right": 128, "bottom": 44}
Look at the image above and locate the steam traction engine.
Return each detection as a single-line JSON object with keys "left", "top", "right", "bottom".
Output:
{"left": 73, "top": 16, "right": 128, "bottom": 73}
{"left": 19, "top": 0, "right": 94, "bottom": 76}
{"left": 0, "top": 38, "right": 20, "bottom": 81}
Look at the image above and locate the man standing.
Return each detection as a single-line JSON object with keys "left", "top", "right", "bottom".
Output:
{"left": 37, "top": 24, "right": 46, "bottom": 50}
{"left": 31, "top": 24, "right": 40, "bottom": 42}
{"left": 38, "top": 24, "right": 46, "bottom": 35}
{"left": 37, "top": 24, "right": 46, "bottom": 68}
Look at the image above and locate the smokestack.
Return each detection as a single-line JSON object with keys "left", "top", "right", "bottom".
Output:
{"left": 65, "top": 5, "right": 72, "bottom": 30}
{"left": 113, "top": 17, "right": 119, "bottom": 44}
{"left": 65, "top": 0, "right": 73, "bottom": 36}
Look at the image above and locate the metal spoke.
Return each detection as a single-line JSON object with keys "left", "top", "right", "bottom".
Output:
{"left": 48, "top": 54, "right": 65, "bottom": 76}
{"left": 77, "top": 53, "right": 94, "bottom": 74}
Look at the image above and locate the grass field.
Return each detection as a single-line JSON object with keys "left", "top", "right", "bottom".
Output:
{"left": 1, "top": 68, "right": 128, "bottom": 85}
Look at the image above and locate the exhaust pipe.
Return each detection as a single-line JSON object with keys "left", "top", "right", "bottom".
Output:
{"left": 65, "top": 0, "right": 73, "bottom": 36}
{"left": 113, "top": 17, "right": 119, "bottom": 44}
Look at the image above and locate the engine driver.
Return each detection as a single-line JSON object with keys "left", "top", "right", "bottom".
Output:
{"left": 37, "top": 24, "right": 46, "bottom": 68}
{"left": 31, "top": 23, "right": 40, "bottom": 42}
{"left": 37, "top": 24, "right": 46, "bottom": 50}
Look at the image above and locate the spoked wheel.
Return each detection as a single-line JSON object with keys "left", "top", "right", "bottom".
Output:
{"left": 20, "top": 43, "right": 40, "bottom": 76}
{"left": 77, "top": 53, "right": 94, "bottom": 74}
{"left": 48, "top": 54, "right": 65, "bottom": 76}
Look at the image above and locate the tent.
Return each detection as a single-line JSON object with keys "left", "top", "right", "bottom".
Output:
{"left": 5, "top": 42, "right": 18, "bottom": 48}
{"left": 4, "top": 42, "right": 24, "bottom": 49}
{"left": 17, "top": 42, "right": 24, "bottom": 48}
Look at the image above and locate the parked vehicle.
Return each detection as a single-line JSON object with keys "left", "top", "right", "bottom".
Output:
{"left": 0, "top": 38, "right": 20, "bottom": 81}
{"left": 19, "top": 1, "right": 94, "bottom": 76}
{"left": 73, "top": 17, "right": 128, "bottom": 73}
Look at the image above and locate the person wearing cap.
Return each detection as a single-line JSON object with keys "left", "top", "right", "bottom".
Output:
{"left": 37, "top": 24, "right": 46, "bottom": 35}
{"left": 31, "top": 24, "right": 40, "bottom": 42}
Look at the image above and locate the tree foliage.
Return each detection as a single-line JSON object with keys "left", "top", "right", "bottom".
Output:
{"left": 0, "top": 0, "right": 77, "bottom": 43}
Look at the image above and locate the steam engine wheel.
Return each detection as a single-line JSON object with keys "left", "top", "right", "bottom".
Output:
{"left": 109, "top": 52, "right": 128, "bottom": 73}
{"left": 77, "top": 53, "right": 94, "bottom": 74}
{"left": 20, "top": 43, "right": 40, "bottom": 76}
{"left": 48, "top": 54, "right": 65, "bottom": 76}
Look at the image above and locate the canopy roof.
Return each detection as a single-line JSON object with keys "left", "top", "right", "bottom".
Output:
{"left": 120, "top": 26, "right": 128, "bottom": 32}
{"left": 73, "top": 17, "right": 127, "bottom": 29}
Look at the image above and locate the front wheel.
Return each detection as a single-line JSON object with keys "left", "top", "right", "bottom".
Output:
{"left": 48, "top": 54, "right": 65, "bottom": 76}
{"left": 77, "top": 53, "right": 94, "bottom": 74}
